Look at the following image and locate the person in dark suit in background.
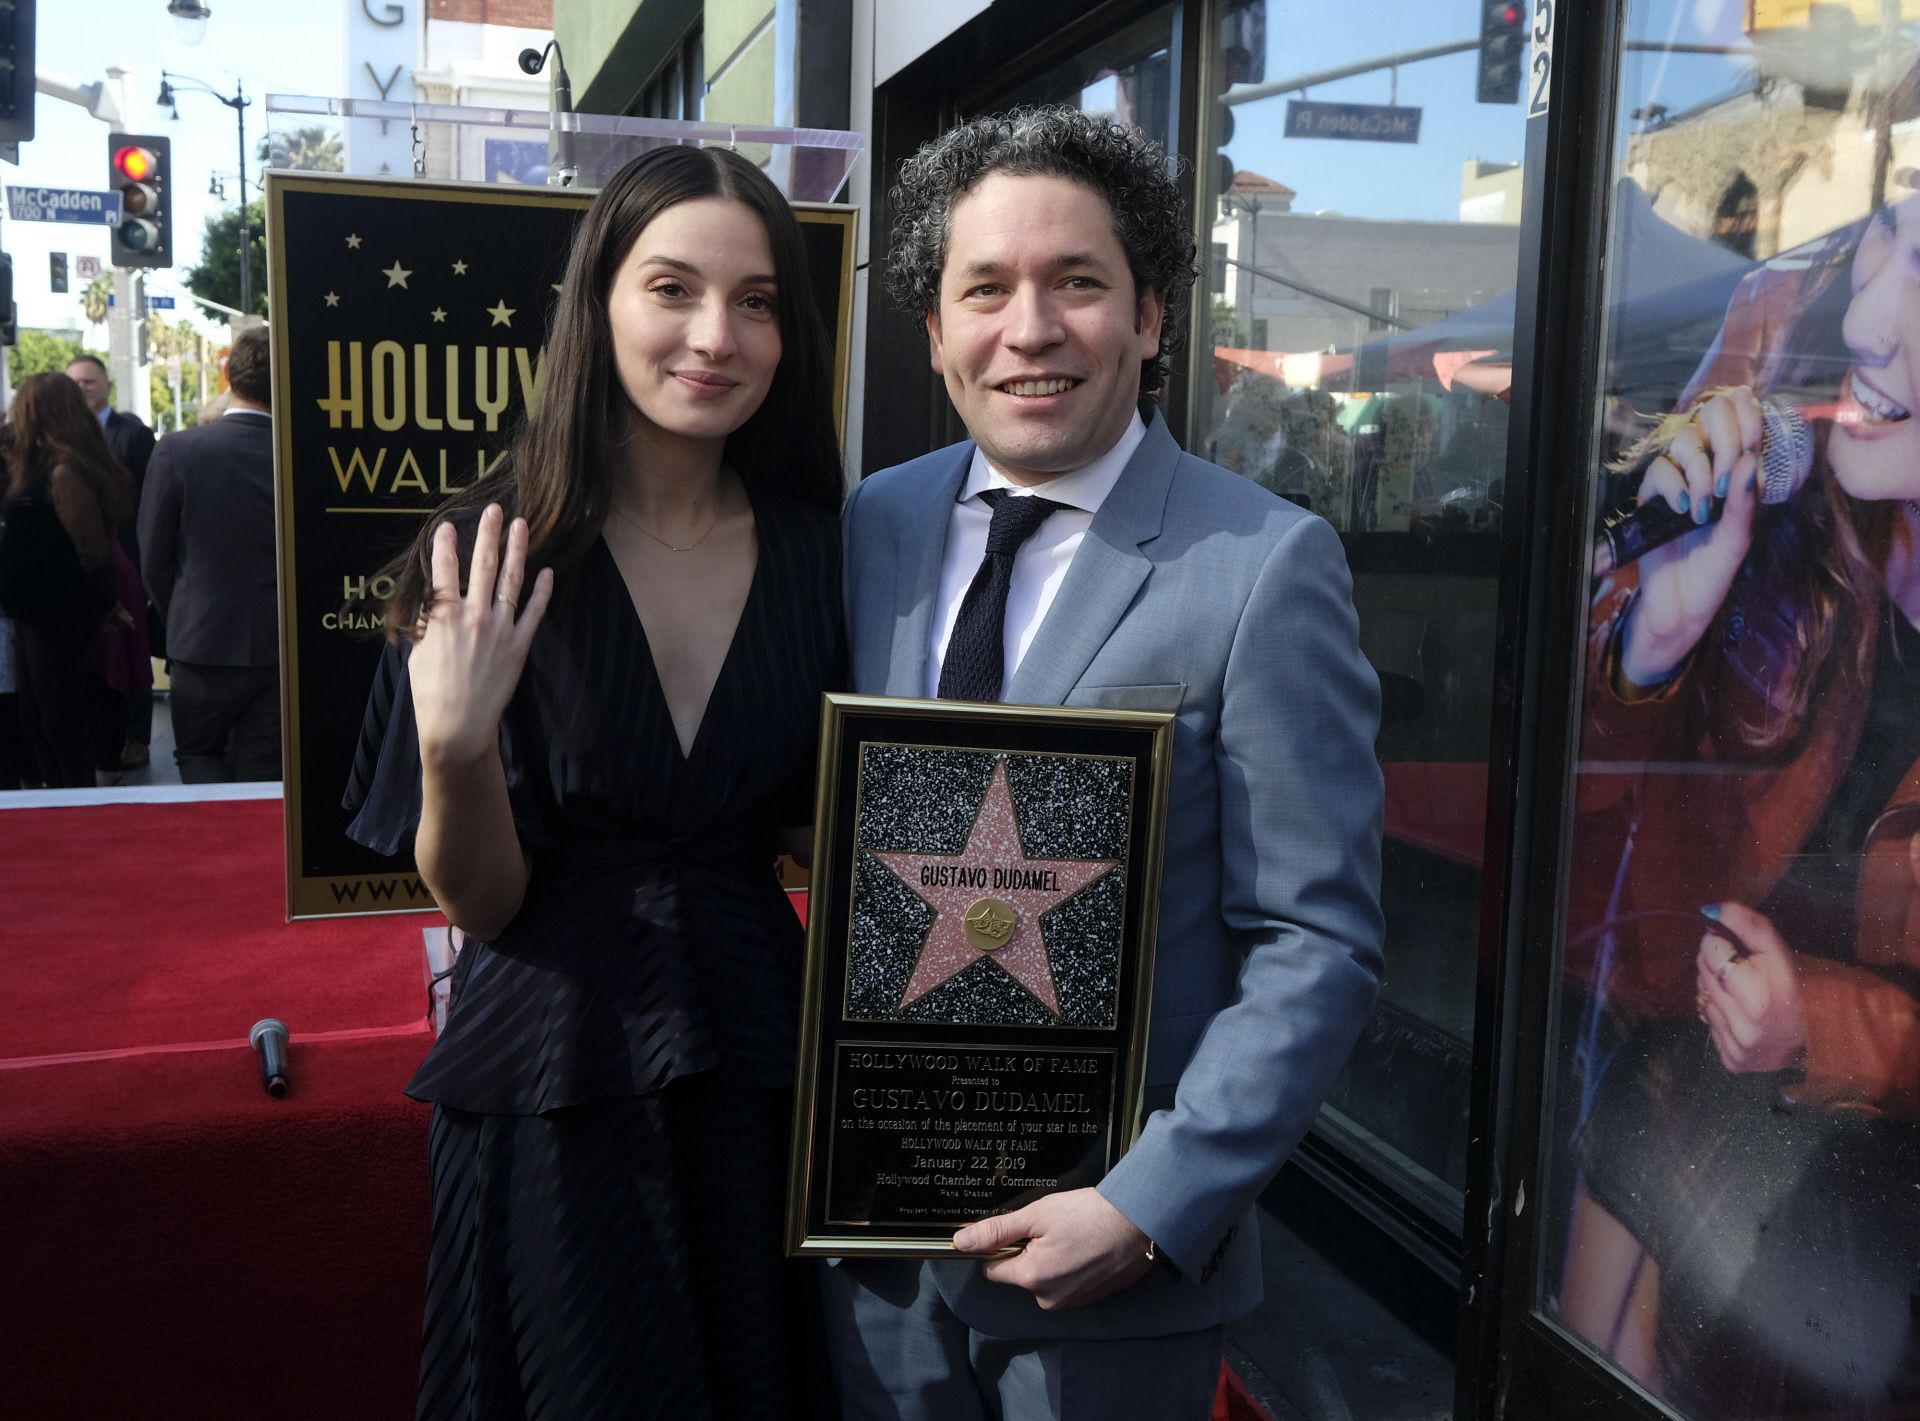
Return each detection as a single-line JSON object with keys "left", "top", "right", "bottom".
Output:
{"left": 67, "top": 352, "right": 159, "bottom": 769}
{"left": 68, "top": 355, "right": 157, "bottom": 489}
{"left": 137, "top": 324, "right": 280, "bottom": 783}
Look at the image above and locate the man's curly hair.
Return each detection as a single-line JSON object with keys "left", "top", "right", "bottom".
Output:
{"left": 885, "top": 106, "right": 1197, "bottom": 399}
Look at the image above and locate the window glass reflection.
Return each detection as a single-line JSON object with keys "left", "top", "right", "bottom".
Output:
{"left": 1199, "top": 1, "right": 1528, "bottom": 1212}
{"left": 990, "top": 7, "right": 1177, "bottom": 158}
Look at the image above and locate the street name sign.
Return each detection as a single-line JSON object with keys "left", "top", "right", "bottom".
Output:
{"left": 6, "top": 187, "right": 124, "bottom": 225}
{"left": 1284, "top": 101, "right": 1423, "bottom": 145}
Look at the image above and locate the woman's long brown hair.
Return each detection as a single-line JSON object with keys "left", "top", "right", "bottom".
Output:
{"left": 7, "top": 371, "right": 133, "bottom": 529}
{"left": 378, "top": 144, "right": 844, "bottom": 640}
{"left": 1680, "top": 218, "right": 1888, "bottom": 755}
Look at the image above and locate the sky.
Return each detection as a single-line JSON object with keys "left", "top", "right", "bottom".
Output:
{"left": 5, "top": 0, "right": 345, "bottom": 340}
{"left": 1220, "top": 0, "right": 1756, "bottom": 224}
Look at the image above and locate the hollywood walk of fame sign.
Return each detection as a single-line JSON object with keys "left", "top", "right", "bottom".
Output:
{"left": 787, "top": 694, "right": 1174, "bottom": 1258}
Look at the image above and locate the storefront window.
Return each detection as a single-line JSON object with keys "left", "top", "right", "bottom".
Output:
{"left": 980, "top": 6, "right": 1177, "bottom": 158}
{"left": 1544, "top": 3, "right": 1920, "bottom": 1416}
{"left": 1197, "top": 2, "right": 1529, "bottom": 1217}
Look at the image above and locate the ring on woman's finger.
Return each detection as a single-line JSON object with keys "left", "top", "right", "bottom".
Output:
{"left": 494, "top": 593, "right": 518, "bottom": 612}
{"left": 1696, "top": 992, "right": 1710, "bottom": 1018}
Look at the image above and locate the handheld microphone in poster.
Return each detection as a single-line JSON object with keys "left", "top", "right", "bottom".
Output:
{"left": 249, "top": 1017, "right": 290, "bottom": 1098}
{"left": 1592, "top": 400, "right": 1815, "bottom": 578}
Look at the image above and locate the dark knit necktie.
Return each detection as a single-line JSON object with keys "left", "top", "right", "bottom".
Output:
{"left": 937, "top": 488, "right": 1069, "bottom": 703}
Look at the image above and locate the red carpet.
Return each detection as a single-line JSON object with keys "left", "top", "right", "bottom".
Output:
{"left": 1, "top": 798, "right": 432, "bottom": 1419}
{"left": 3, "top": 801, "right": 1274, "bottom": 1418}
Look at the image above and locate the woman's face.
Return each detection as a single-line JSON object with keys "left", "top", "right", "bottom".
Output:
{"left": 1834, "top": 195, "right": 1920, "bottom": 501}
{"left": 605, "top": 196, "right": 783, "bottom": 454}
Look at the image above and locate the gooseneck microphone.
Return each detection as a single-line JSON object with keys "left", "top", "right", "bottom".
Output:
{"left": 249, "top": 1017, "right": 290, "bottom": 1098}
{"left": 518, "top": 42, "right": 577, "bottom": 188}
{"left": 1593, "top": 400, "right": 1814, "bottom": 577}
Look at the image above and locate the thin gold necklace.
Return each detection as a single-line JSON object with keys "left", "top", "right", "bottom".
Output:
{"left": 609, "top": 499, "right": 720, "bottom": 552}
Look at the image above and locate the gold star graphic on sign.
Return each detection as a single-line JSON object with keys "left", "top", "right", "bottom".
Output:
{"left": 486, "top": 299, "right": 515, "bottom": 327}
{"left": 382, "top": 261, "right": 412, "bottom": 288}
{"left": 344, "top": 233, "right": 362, "bottom": 249}
{"left": 430, "top": 307, "right": 447, "bottom": 323}
{"left": 451, "top": 260, "right": 469, "bottom": 276}
{"left": 323, "top": 291, "right": 341, "bottom": 308}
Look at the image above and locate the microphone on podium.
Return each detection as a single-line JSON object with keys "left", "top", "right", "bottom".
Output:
{"left": 1593, "top": 400, "right": 1815, "bottom": 578}
{"left": 249, "top": 1018, "right": 290, "bottom": 1098}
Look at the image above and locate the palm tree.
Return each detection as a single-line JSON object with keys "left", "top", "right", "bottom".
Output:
{"left": 257, "top": 125, "right": 345, "bottom": 173}
{"left": 146, "top": 315, "right": 199, "bottom": 361}
{"left": 81, "top": 276, "right": 111, "bottom": 329}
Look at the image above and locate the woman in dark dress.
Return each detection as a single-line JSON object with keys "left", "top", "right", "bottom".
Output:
{"left": 344, "top": 146, "right": 844, "bottom": 1418}
{"left": 2, "top": 373, "right": 135, "bottom": 788}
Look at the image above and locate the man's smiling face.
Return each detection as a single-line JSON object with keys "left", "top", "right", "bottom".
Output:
{"left": 927, "top": 173, "right": 1164, "bottom": 485}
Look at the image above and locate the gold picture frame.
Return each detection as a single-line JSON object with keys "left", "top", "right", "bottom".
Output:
{"left": 786, "top": 694, "right": 1174, "bottom": 1258}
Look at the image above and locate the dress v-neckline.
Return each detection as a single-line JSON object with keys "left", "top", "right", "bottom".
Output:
{"left": 598, "top": 490, "right": 764, "bottom": 765}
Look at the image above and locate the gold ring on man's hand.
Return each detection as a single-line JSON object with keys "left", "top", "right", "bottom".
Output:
{"left": 495, "top": 594, "right": 518, "bottom": 612}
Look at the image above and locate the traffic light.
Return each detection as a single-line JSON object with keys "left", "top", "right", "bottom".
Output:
{"left": 108, "top": 132, "right": 173, "bottom": 269}
{"left": 1477, "top": 0, "right": 1526, "bottom": 105}
{"left": 48, "top": 249, "right": 65, "bottom": 293}
{"left": 0, "top": 0, "right": 37, "bottom": 148}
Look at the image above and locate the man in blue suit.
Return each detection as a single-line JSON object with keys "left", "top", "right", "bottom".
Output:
{"left": 826, "top": 107, "right": 1386, "bottom": 1418}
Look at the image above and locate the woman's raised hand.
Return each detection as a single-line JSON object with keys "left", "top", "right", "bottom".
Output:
{"left": 408, "top": 504, "right": 554, "bottom": 768}
{"left": 1619, "top": 385, "right": 1766, "bottom": 689}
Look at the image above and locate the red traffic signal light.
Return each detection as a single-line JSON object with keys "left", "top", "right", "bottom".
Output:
{"left": 113, "top": 144, "right": 158, "bottom": 182}
{"left": 1477, "top": 0, "right": 1527, "bottom": 104}
{"left": 107, "top": 133, "right": 172, "bottom": 268}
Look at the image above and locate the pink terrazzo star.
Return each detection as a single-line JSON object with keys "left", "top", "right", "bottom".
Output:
{"left": 869, "top": 758, "right": 1118, "bottom": 1016}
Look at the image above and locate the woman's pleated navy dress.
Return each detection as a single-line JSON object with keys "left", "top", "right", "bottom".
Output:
{"left": 344, "top": 488, "right": 843, "bottom": 1420}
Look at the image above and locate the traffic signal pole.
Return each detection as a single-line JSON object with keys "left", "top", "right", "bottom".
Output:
{"left": 104, "top": 70, "right": 149, "bottom": 423}
{"left": 35, "top": 66, "right": 149, "bottom": 422}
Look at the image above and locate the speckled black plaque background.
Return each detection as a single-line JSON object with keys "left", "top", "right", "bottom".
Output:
{"left": 788, "top": 697, "right": 1172, "bottom": 1256}
{"left": 847, "top": 746, "right": 1132, "bottom": 1027}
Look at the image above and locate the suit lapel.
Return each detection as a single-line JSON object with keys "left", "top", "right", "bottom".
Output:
{"left": 885, "top": 443, "right": 974, "bottom": 697}
{"left": 1002, "top": 417, "right": 1177, "bottom": 707}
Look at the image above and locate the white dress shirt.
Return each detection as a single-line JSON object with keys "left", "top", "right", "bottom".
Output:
{"left": 926, "top": 412, "right": 1146, "bottom": 698}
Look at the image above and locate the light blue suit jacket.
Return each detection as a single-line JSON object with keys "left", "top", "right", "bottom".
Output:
{"left": 842, "top": 414, "right": 1386, "bottom": 1340}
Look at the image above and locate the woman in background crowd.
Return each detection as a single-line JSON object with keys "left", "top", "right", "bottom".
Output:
{"left": 1, "top": 372, "right": 140, "bottom": 788}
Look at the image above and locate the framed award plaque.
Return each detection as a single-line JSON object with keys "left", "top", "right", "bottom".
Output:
{"left": 786, "top": 694, "right": 1174, "bottom": 1258}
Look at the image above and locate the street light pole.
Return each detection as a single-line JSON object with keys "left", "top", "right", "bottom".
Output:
{"left": 234, "top": 76, "right": 248, "bottom": 313}
{"left": 158, "top": 71, "right": 252, "bottom": 313}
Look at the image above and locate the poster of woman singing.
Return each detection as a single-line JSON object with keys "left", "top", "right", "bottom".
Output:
{"left": 1546, "top": 6, "right": 1920, "bottom": 1416}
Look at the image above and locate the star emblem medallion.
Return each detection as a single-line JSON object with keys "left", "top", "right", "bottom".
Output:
{"left": 869, "top": 759, "right": 1118, "bottom": 1017}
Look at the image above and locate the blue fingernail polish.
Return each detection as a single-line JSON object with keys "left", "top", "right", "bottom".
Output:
{"left": 1700, "top": 904, "right": 1722, "bottom": 921}
{"left": 1696, "top": 495, "right": 1711, "bottom": 524}
{"left": 1715, "top": 471, "right": 1730, "bottom": 499}
{"left": 1677, "top": 490, "right": 1690, "bottom": 513}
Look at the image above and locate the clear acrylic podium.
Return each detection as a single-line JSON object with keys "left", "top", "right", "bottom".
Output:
{"left": 263, "top": 95, "right": 862, "bottom": 202}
